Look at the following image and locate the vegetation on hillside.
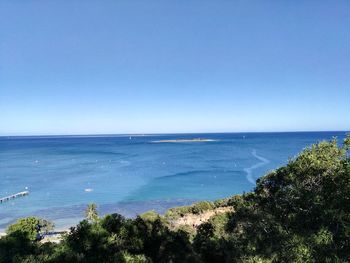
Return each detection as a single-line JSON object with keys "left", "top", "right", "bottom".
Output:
{"left": 0, "top": 136, "right": 349, "bottom": 262}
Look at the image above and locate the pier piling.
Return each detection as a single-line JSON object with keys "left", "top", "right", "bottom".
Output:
{"left": 0, "top": 191, "right": 29, "bottom": 203}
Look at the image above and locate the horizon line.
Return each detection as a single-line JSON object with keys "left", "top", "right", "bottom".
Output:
{"left": 1, "top": 130, "right": 348, "bottom": 138}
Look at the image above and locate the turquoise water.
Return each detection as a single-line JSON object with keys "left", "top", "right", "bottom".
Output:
{"left": 0, "top": 132, "right": 347, "bottom": 229}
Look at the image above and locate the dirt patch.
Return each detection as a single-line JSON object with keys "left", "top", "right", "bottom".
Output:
{"left": 171, "top": 207, "right": 233, "bottom": 229}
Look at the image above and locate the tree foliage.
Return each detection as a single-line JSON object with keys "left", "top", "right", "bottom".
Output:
{"left": 85, "top": 203, "right": 99, "bottom": 222}
{"left": 6, "top": 217, "right": 54, "bottom": 241}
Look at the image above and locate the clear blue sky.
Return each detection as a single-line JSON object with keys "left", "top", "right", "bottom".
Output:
{"left": 1, "top": 0, "right": 349, "bottom": 135}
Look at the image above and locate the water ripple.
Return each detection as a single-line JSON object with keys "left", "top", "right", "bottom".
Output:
{"left": 244, "top": 149, "right": 270, "bottom": 184}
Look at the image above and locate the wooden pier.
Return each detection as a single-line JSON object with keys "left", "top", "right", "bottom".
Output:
{"left": 0, "top": 191, "right": 29, "bottom": 203}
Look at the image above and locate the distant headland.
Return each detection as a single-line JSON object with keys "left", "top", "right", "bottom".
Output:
{"left": 151, "top": 138, "right": 217, "bottom": 143}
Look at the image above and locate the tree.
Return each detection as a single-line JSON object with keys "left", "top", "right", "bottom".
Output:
{"left": 85, "top": 203, "right": 99, "bottom": 222}
{"left": 6, "top": 217, "right": 54, "bottom": 241}
{"left": 225, "top": 137, "right": 350, "bottom": 261}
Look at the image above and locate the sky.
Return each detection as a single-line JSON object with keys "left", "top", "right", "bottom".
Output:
{"left": 1, "top": 0, "right": 349, "bottom": 135}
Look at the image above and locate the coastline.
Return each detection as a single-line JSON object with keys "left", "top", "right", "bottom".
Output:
{"left": 0, "top": 199, "right": 198, "bottom": 233}
{"left": 0, "top": 198, "right": 235, "bottom": 243}
{"left": 1, "top": 132, "right": 347, "bottom": 238}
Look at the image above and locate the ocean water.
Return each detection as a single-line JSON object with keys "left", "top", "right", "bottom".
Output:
{"left": 0, "top": 132, "right": 347, "bottom": 230}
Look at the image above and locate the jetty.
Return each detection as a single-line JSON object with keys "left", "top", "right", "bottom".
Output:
{"left": 0, "top": 191, "right": 29, "bottom": 203}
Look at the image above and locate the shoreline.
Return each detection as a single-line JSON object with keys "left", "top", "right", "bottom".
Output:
{"left": 0, "top": 199, "right": 199, "bottom": 233}
{"left": 0, "top": 201, "right": 235, "bottom": 242}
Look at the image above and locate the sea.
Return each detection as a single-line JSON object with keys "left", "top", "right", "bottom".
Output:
{"left": 0, "top": 131, "right": 348, "bottom": 230}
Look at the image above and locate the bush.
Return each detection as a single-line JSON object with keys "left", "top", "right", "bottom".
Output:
{"left": 6, "top": 217, "right": 54, "bottom": 241}
{"left": 116, "top": 251, "right": 151, "bottom": 263}
{"left": 140, "top": 210, "right": 161, "bottom": 221}
{"left": 190, "top": 201, "right": 214, "bottom": 214}
{"left": 165, "top": 201, "right": 215, "bottom": 221}
{"left": 225, "top": 137, "right": 350, "bottom": 261}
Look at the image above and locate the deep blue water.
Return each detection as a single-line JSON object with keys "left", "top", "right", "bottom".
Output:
{"left": 0, "top": 132, "right": 347, "bottom": 230}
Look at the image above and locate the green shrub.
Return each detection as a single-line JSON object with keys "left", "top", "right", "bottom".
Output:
{"left": 190, "top": 201, "right": 214, "bottom": 214}
{"left": 139, "top": 210, "right": 160, "bottom": 221}
{"left": 6, "top": 217, "right": 54, "bottom": 241}
{"left": 207, "top": 212, "right": 230, "bottom": 238}
{"left": 165, "top": 201, "right": 215, "bottom": 221}
{"left": 116, "top": 251, "right": 151, "bottom": 263}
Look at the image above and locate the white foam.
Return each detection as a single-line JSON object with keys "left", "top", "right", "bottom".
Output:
{"left": 244, "top": 149, "right": 270, "bottom": 184}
